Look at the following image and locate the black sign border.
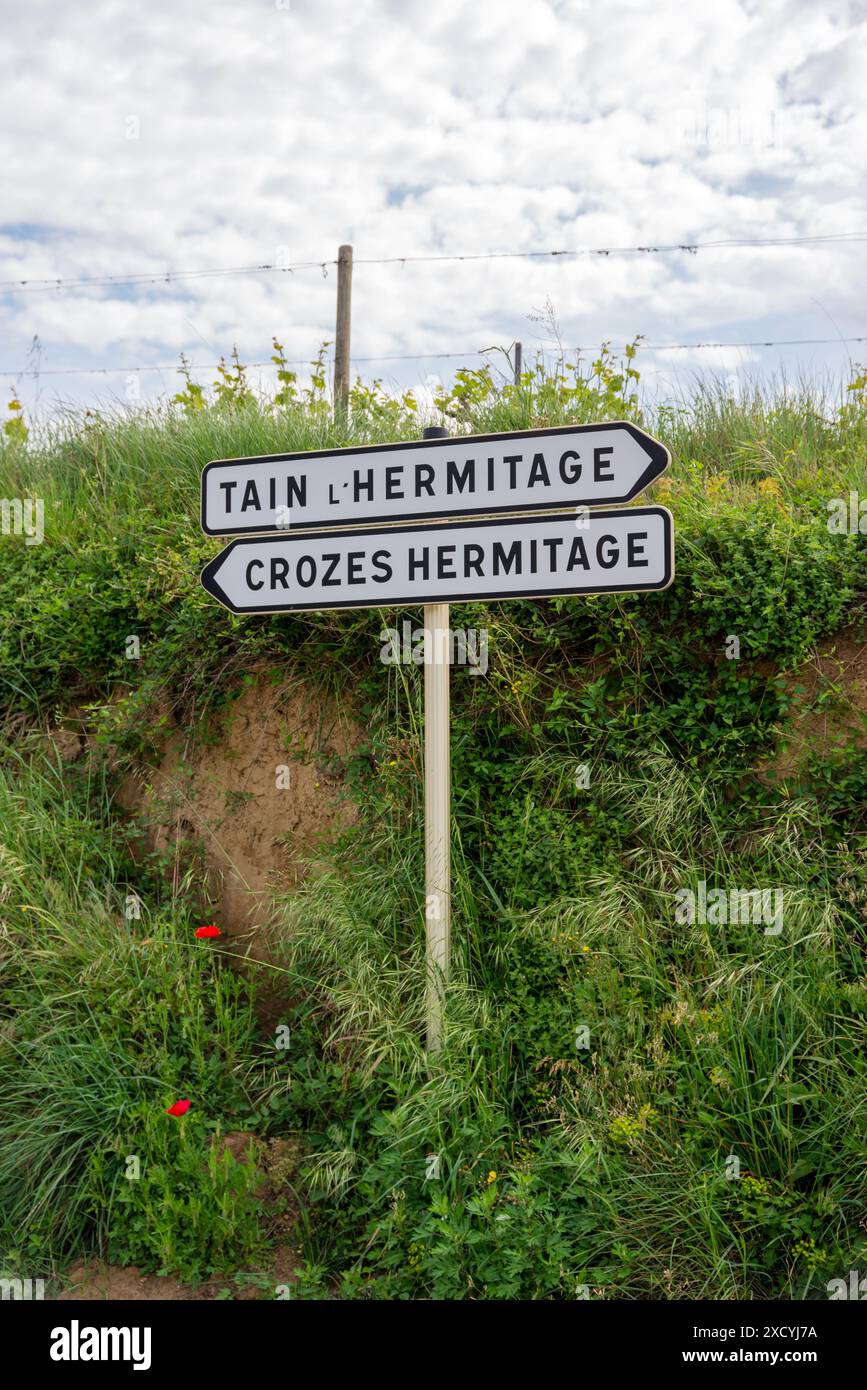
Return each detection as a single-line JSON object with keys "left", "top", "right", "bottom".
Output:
{"left": 200, "top": 506, "right": 674, "bottom": 615}
{"left": 200, "top": 422, "right": 671, "bottom": 536}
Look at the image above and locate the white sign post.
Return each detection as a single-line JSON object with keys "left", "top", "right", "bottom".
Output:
{"left": 424, "top": 598, "right": 450, "bottom": 1055}
{"left": 200, "top": 426, "right": 674, "bottom": 1056}
{"left": 420, "top": 428, "right": 451, "bottom": 1059}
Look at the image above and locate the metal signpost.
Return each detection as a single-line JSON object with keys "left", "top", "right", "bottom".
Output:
{"left": 200, "top": 423, "right": 673, "bottom": 1054}
{"left": 420, "top": 426, "right": 451, "bottom": 1057}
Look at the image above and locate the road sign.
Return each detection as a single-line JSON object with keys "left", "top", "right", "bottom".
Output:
{"left": 200, "top": 422, "right": 670, "bottom": 536}
{"left": 198, "top": 417, "right": 676, "bottom": 1058}
{"left": 200, "top": 507, "right": 674, "bottom": 614}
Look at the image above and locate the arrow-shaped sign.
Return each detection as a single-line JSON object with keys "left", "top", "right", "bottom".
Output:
{"left": 201, "top": 422, "right": 670, "bottom": 536}
{"left": 201, "top": 507, "right": 674, "bottom": 614}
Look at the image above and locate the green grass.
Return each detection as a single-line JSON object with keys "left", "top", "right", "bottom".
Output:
{"left": 0, "top": 344, "right": 865, "bottom": 1296}
{"left": 273, "top": 754, "right": 866, "bottom": 1298}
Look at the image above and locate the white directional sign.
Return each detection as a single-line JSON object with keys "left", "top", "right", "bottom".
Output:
{"left": 200, "top": 423, "right": 670, "bottom": 536}
{"left": 200, "top": 507, "right": 673, "bottom": 614}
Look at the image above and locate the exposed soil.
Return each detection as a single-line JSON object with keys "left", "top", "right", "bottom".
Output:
{"left": 115, "top": 675, "right": 361, "bottom": 936}
{"left": 47, "top": 674, "right": 362, "bottom": 1041}
{"left": 57, "top": 1247, "right": 300, "bottom": 1302}
{"left": 760, "top": 624, "right": 867, "bottom": 781}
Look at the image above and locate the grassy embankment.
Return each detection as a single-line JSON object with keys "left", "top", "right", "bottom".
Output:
{"left": 0, "top": 346, "right": 865, "bottom": 1297}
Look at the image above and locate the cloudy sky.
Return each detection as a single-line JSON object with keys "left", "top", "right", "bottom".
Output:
{"left": 1, "top": 0, "right": 866, "bottom": 416}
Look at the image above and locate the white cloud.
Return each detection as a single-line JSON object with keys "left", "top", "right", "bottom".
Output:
{"left": 1, "top": 0, "right": 866, "bottom": 411}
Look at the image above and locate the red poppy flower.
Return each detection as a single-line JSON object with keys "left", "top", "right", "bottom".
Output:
{"left": 195, "top": 925, "right": 221, "bottom": 939}
{"left": 166, "top": 1099, "right": 191, "bottom": 1117}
